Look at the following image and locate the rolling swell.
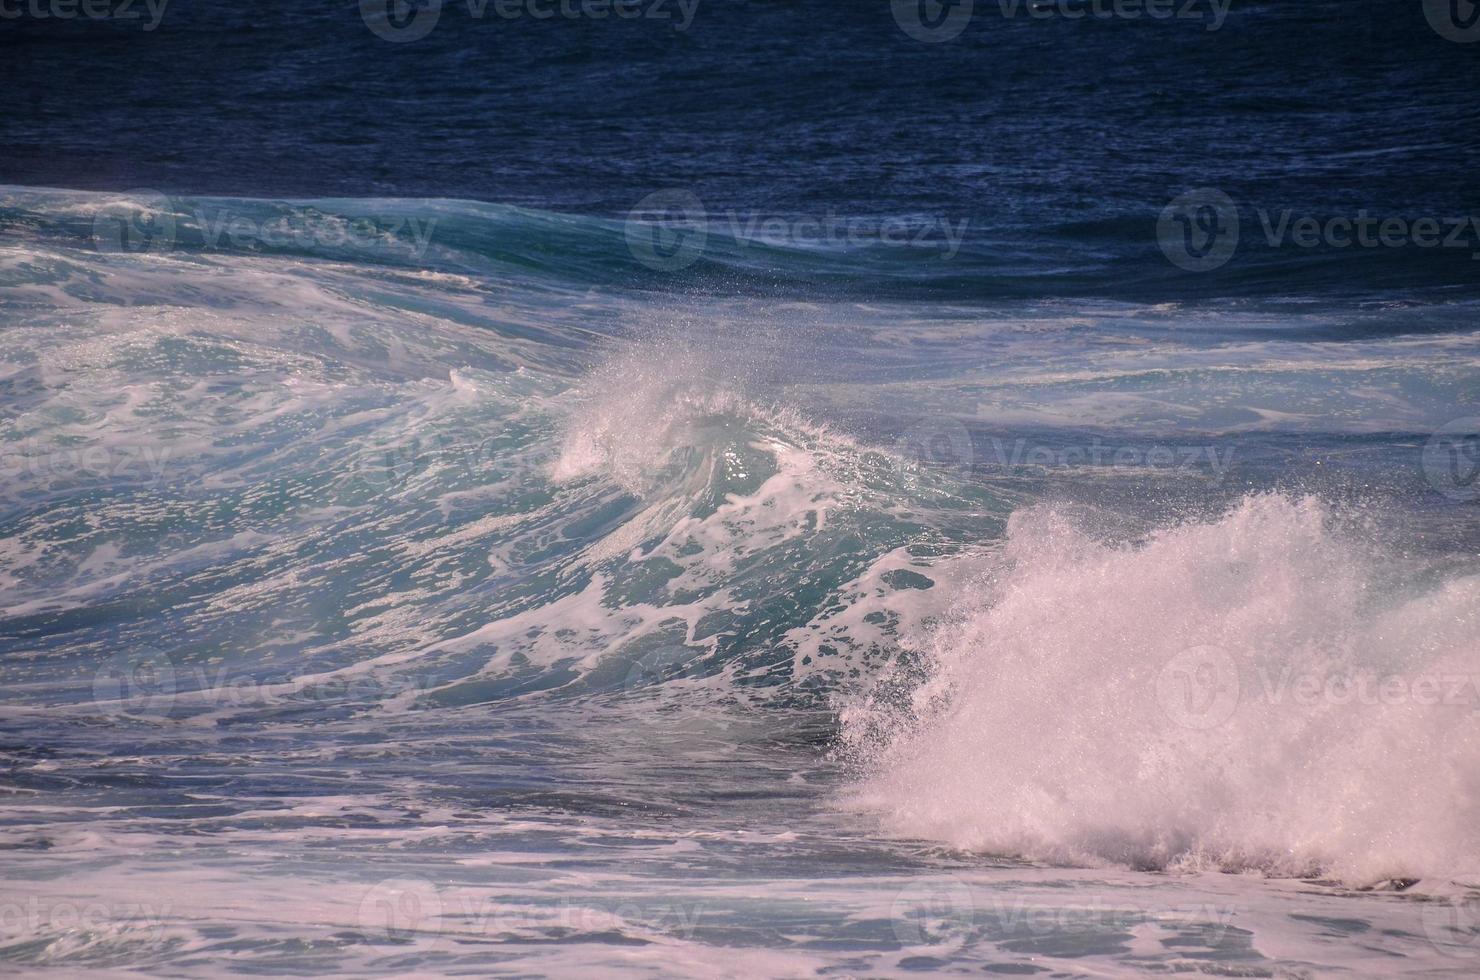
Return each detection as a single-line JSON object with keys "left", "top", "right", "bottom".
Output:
{"left": 8, "top": 187, "right": 1480, "bottom": 310}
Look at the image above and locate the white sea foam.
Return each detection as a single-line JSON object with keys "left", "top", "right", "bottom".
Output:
{"left": 843, "top": 494, "right": 1480, "bottom": 885}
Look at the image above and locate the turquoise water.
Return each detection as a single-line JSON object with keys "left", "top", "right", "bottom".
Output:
{"left": 1, "top": 187, "right": 1479, "bottom": 974}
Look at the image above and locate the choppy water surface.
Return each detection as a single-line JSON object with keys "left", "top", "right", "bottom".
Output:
{"left": 0, "top": 185, "right": 1477, "bottom": 975}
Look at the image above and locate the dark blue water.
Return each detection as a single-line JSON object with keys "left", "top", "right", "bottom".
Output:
{"left": 5, "top": 0, "right": 1477, "bottom": 301}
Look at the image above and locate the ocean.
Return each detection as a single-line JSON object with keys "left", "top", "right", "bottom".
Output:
{"left": 2, "top": 1, "right": 1480, "bottom": 975}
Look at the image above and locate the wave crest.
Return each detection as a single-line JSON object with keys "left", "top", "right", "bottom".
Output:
{"left": 842, "top": 494, "right": 1480, "bottom": 885}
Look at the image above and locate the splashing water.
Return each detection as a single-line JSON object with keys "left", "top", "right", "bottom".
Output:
{"left": 4, "top": 187, "right": 1480, "bottom": 975}
{"left": 843, "top": 494, "right": 1480, "bottom": 884}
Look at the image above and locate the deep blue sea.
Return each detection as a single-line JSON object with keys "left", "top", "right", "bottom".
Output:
{"left": 2, "top": 1, "right": 1480, "bottom": 975}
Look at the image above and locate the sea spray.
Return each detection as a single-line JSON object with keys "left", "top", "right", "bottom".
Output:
{"left": 842, "top": 494, "right": 1480, "bottom": 884}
